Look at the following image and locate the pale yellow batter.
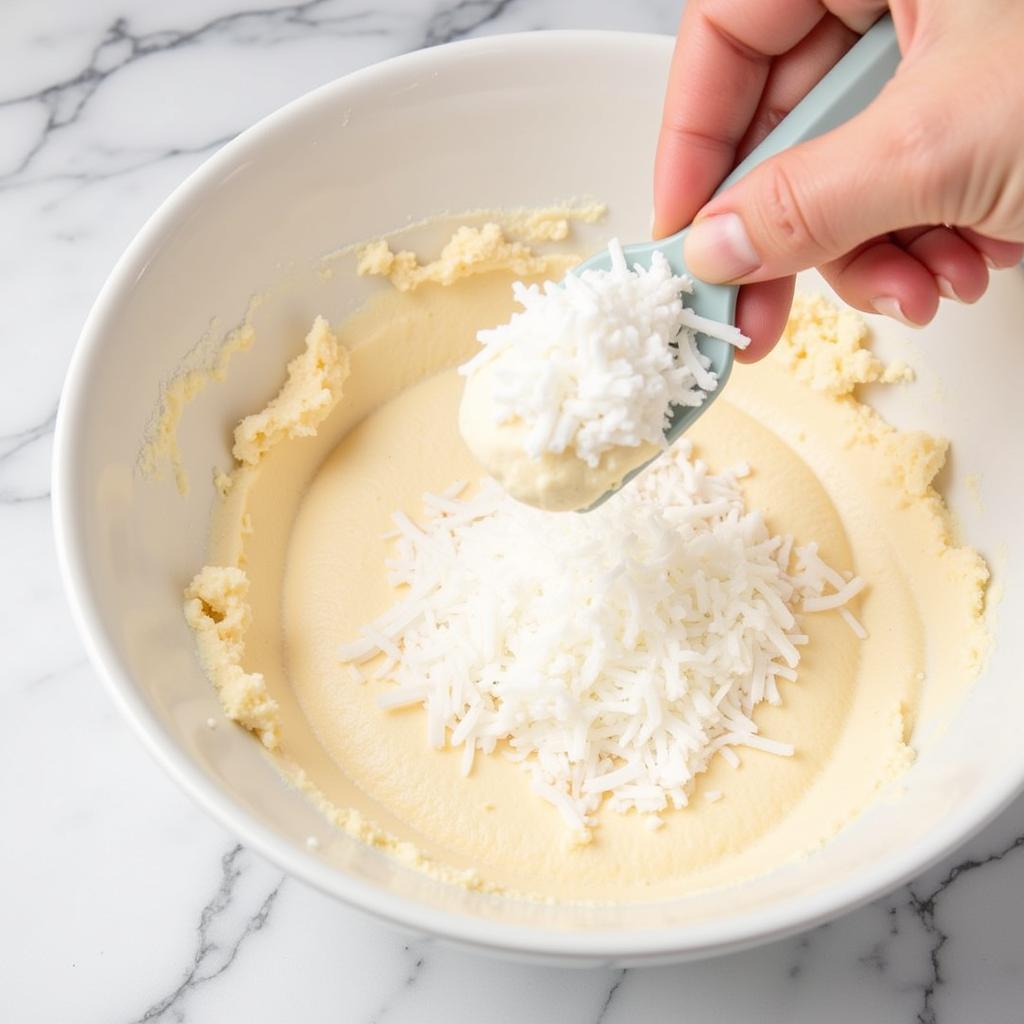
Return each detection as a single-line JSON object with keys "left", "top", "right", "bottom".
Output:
{"left": 184, "top": 218, "right": 988, "bottom": 903}
{"left": 459, "top": 354, "right": 658, "bottom": 511}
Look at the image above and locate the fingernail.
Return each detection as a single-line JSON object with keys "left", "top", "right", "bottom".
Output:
{"left": 935, "top": 275, "right": 963, "bottom": 302}
{"left": 684, "top": 213, "right": 760, "bottom": 282}
{"left": 871, "top": 295, "right": 919, "bottom": 328}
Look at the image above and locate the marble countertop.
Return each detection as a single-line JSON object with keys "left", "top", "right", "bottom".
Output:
{"left": 4, "top": 1, "right": 1024, "bottom": 1021}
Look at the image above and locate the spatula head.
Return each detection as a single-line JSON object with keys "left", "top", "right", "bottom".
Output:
{"left": 571, "top": 230, "right": 739, "bottom": 510}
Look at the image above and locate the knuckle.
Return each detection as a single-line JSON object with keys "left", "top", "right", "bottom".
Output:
{"left": 884, "top": 103, "right": 942, "bottom": 176}
{"left": 755, "top": 158, "right": 833, "bottom": 256}
{"left": 880, "top": 97, "right": 964, "bottom": 221}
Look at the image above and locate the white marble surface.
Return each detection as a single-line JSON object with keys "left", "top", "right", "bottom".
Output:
{"left": 4, "top": 1, "right": 1024, "bottom": 1020}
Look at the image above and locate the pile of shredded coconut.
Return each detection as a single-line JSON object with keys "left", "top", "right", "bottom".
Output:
{"left": 338, "top": 441, "right": 865, "bottom": 835}
{"left": 458, "top": 239, "right": 749, "bottom": 467}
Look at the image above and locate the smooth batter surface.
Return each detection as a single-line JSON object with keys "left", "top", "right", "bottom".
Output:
{"left": 187, "top": 219, "right": 988, "bottom": 903}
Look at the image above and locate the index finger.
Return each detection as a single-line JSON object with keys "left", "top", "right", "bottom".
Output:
{"left": 653, "top": 0, "right": 828, "bottom": 238}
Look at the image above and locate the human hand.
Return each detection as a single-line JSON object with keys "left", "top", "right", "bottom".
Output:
{"left": 654, "top": 0, "right": 1024, "bottom": 361}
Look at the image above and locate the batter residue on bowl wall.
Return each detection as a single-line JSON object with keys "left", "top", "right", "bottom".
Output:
{"left": 182, "top": 209, "right": 989, "bottom": 903}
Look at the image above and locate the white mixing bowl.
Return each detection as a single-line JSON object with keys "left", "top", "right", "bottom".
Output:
{"left": 53, "top": 31, "right": 1024, "bottom": 966}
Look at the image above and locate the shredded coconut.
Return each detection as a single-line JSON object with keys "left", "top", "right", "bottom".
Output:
{"left": 338, "top": 441, "right": 865, "bottom": 835}
{"left": 459, "top": 239, "right": 749, "bottom": 467}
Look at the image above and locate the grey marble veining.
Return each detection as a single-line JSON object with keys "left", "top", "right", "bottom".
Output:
{"left": 3, "top": 2, "right": 1024, "bottom": 1022}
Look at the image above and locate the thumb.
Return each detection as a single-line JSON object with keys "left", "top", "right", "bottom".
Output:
{"left": 683, "top": 92, "right": 953, "bottom": 283}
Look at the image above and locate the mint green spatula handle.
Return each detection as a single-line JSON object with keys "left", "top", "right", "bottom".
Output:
{"left": 715, "top": 13, "right": 901, "bottom": 197}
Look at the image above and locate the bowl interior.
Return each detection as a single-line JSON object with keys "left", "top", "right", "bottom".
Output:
{"left": 55, "top": 32, "right": 1024, "bottom": 963}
